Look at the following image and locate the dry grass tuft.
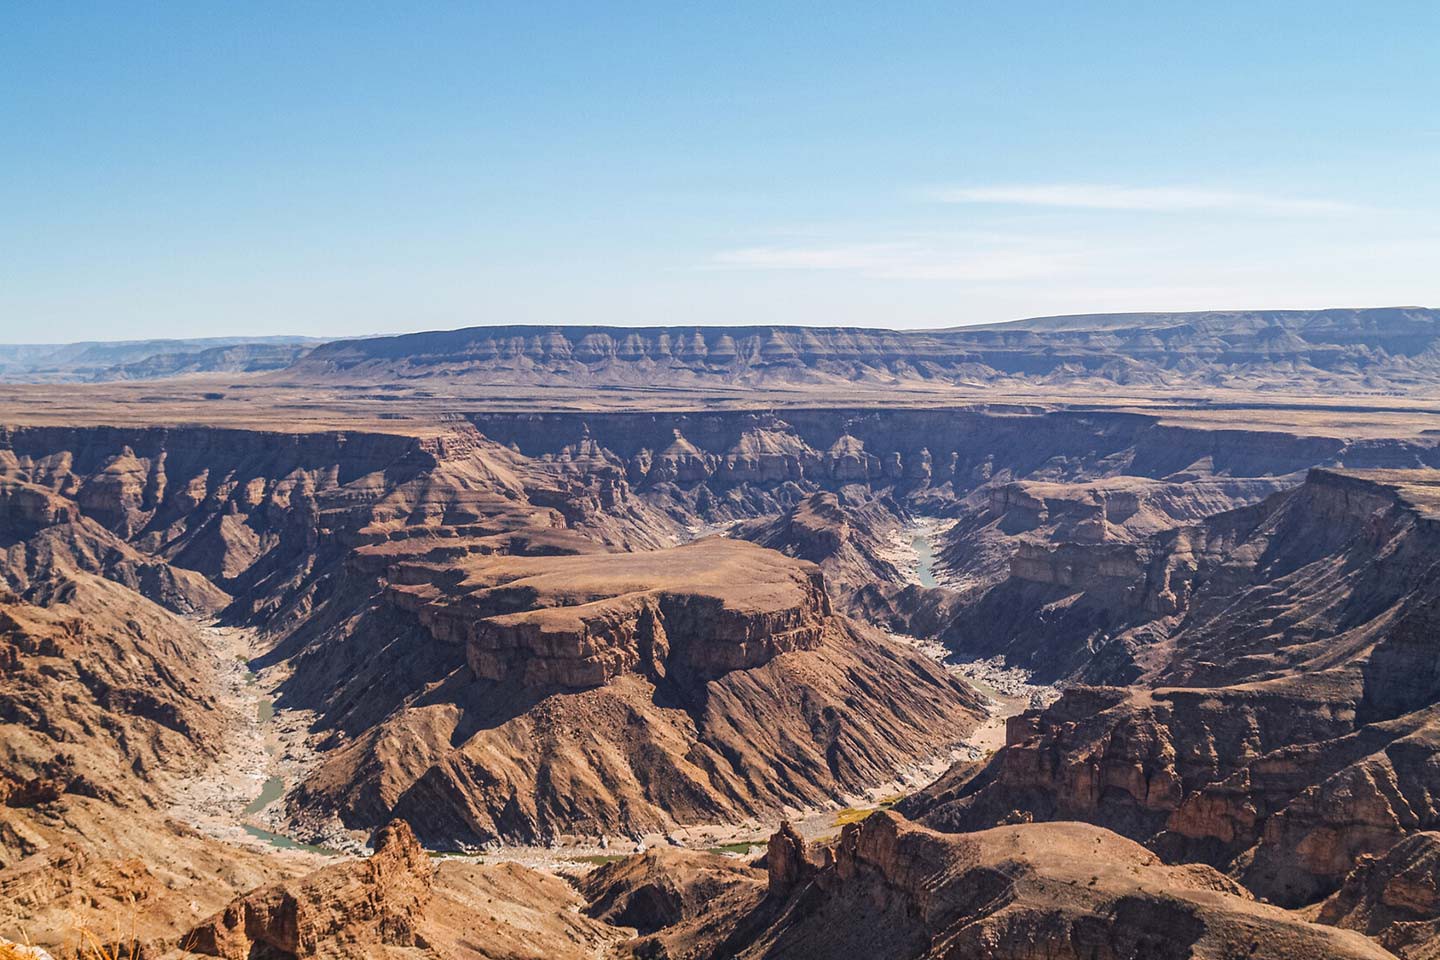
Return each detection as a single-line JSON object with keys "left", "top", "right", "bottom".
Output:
{"left": 2, "top": 910, "right": 145, "bottom": 960}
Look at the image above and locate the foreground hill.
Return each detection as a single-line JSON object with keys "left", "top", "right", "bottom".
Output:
{"left": 169, "top": 812, "right": 1394, "bottom": 960}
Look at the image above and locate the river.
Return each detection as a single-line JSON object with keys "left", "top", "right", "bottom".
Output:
{"left": 168, "top": 624, "right": 343, "bottom": 858}
{"left": 913, "top": 531, "right": 938, "bottom": 587}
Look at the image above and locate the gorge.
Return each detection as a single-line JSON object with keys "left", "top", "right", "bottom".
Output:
{"left": 5, "top": 314, "right": 1440, "bottom": 958}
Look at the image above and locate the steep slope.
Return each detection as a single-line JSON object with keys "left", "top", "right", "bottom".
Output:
{"left": 294, "top": 539, "right": 984, "bottom": 845}
{"left": 0, "top": 577, "right": 306, "bottom": 958}
{"left": 0, "top": 580, "right": 227, "bottom": 811}
{"left": 899, "top": 469, "right": 1440, "bottom": 906}
{"left": 0, "top": 423, "right": 985, "bottom": 851}
{"left": 731, "top": 492, "right": 910, "bottom": 604}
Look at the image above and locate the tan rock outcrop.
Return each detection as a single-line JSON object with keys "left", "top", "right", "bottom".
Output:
{"left": 1320, "top": 831, "right": 1440, "bottom": 958}
{"left": 185, "top": 820, "right": 432, "bottom": 959}
{"left": 610, "top": 812, "right": 1393, "bottom": 959}
{"left": 184, "top": 819, "right": 624, "bottom": 959}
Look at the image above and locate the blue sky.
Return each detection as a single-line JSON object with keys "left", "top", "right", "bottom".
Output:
{"left": 2, "top": 2, "right": 1438, "bottom": 342}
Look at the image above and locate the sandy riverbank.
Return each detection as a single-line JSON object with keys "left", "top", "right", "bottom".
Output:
{"left": 167, "top": 623, "right": 349, "bottom": 862}
{"left": 878, "top": 517, "right": 959, "bottom": 588}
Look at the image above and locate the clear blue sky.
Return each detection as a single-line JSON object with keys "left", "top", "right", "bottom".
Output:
{"left": 2, "top": 2, "right": 1438, "bottom": 342}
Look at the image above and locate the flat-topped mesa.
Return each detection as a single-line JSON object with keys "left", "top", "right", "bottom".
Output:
{"left": 387, "top": 538, "right": 833, "bottom": 690}
{"left": 277, "top": 309, "right": 1440, "bottom": 393}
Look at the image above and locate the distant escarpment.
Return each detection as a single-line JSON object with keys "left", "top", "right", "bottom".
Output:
{"left": 279, "top": 307, "right": 1440, "bottom": 393}
{"left": 0, "top": 336, "right": 318, "bottom": 384}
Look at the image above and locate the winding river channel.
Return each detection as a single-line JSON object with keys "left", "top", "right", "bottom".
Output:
{"left": 240, "top": 685, "right": 335, "bottom": 854}
{"left": 177, "top": 526, "right": 1051, "bottom": 871}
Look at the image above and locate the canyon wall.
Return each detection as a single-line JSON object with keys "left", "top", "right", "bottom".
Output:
{"left": 0, "top": 421, "right": 987, "bottom": 849}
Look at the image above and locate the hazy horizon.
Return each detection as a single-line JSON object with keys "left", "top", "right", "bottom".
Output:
{"left": 4, "top": 3, "right": 1438, "bottom": 342}
{"left": 6, "top": 302, "right": 1440, "bottom": 349}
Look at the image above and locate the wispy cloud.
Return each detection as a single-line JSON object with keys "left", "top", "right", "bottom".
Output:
{"left": 929, "top": 183, "right": 1358, "bottom": 215}
{"left": 711, "top": 240, "right": 1087, "bottom": 281}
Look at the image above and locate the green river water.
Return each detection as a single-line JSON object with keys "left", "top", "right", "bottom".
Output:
{"left": 242, "top": 691, "right": 339, "bottom": 855}
{"left": 913, "top": 533, "right": 938, "bottom": 587}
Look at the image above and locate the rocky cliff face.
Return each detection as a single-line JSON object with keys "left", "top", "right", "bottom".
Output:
{"left": 914, "top": 681, "right": 1440, "bottom": 911}
{"left": 939, "top": 474, "right": 1293, "bottom": 584}
{"left": 387, "top": 540, "right": 831, "bottom": 690}
{"left": 1320, "top": 830, "right": 1440, "bottom": 958}
{"left": 0, "top": 424, "right": 431, "bottom": 620}
{"left": 185, "top": 819, "right": 624, "bottom": 959}
{"left": 186, "top": 820, "right": 434, "bottom": 959}
{"left": 907, "top": 682, "right": 1356, "bottom": 834}
{"left": 471, "top": 408, "right": 1440, "bottom": 500}
{"left": 897, "top": 471, "right": 1440, "bottom": 908}
{"left": 924, "top": 467, "right": 1440, "bottom": 687}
